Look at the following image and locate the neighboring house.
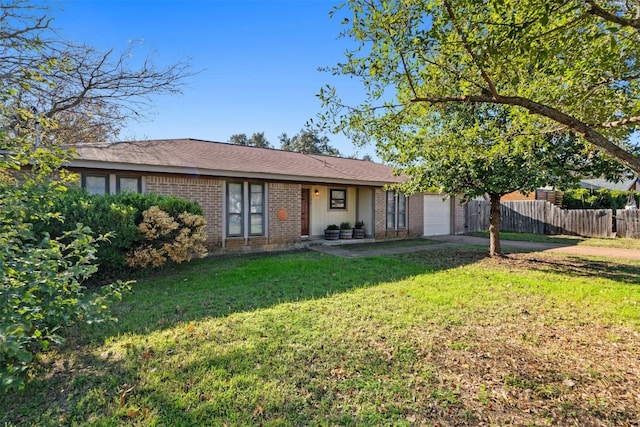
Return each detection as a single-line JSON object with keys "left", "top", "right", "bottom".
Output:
{"left": 66, "top": 138, "right": 463, "bottom": 254}
{"left": 502, "top": 188, "right": 564, "bottom": 205}
{"left": 579, "top": 177, "right": 640, "bottom": 192}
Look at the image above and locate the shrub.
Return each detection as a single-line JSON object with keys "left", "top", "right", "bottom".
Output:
{"left": 340, "top": 222, "right": 352, "bottom": 229}
{"left": 0, "top": 182, "right": 130, "bottom": 392}
{"left": 30, "top": 189, "right": 206, "bottom": 281}
{"left": 0, "top": 109, "right": 128, "bottom": 391}
{"left": 326, "top": 224, "right": 340, "bottom": 230}
{"left": 127, "top": 207, "right": 207, "bottom": 268}
{"left": 562, "top": 188, "right": 638, "bottom": 210}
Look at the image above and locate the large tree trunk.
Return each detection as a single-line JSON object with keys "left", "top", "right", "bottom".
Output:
{"left": 488, "top": 192, "right": 502, "bottom": 257}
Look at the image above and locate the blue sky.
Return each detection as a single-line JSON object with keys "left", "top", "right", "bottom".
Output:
{"left": 51, "top": 0, "right": 371, "bottom": 157}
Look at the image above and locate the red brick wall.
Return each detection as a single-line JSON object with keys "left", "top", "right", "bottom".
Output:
{"left": 373, "top": 188, "right": 415, "bottom": 240}
{"left": 268, "top": 182, "right": 301, "bottom": 245}
{"left": 374, "top": 188, "right": 387, "bottom": 239}
{"left": 146, "top": 177, "right": 304, "bottom": 253}
{"left": 145, "top": 175, "right": 223, "bottom": 249}
{"left": 408, "top": 193, "right": 424, "bottom": 237}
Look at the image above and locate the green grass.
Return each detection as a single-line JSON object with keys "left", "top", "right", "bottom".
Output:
{"left": 2, "top": 248, "right": 640, "bottom": 426}
{"left": 472, "top": 231, "right": 640, "bottom": 249}
{"left": 345, "top": 238, "right": 439, "bottom": 252}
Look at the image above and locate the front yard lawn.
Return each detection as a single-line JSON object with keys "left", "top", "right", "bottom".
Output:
{"left": 2, "top": 248, "right": 639, "bottom": 426}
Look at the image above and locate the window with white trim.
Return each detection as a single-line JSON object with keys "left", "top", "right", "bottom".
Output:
{"left": 249, "top": 183, "right": 264, "bottom": 235}
{"left": 227, "top": 182, "right": 244, "bottom": 237}
{"left": 386, "top": 191, "right": 407, "bottom": 230}
{"left": 226, "top": 182, "right": 265, "bottom": 237}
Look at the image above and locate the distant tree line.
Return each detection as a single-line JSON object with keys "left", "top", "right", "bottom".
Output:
{"left": 229, "top": 128, "right": 342, "bottom": 157}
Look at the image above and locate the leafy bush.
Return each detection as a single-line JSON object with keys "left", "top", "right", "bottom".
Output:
{"left": 562, "top": 188, "right": 638, "bottom": 210}
{"left": 340, "top": 222, "right": 352, "bottom": 229}
{"left": 0, "top": 96, "right": 129, "bottom": 391}
{"left": 0, "top": 182, "right": 130, "bottom": 392}
{"left": 31, "top": 189, "right": 206, "bottom": 281}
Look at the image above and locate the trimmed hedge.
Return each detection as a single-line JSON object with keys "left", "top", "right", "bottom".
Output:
{"left": 562, "top": 188, "right": 638, "bottom": 210}
{"left": 32, "top": 188, "right": 205, "bottom": 281}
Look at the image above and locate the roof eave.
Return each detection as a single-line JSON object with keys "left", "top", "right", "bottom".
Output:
{"left": 66, "top": 159, "right": 400, "bottom": 187}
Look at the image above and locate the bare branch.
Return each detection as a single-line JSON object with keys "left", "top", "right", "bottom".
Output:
{"left": 597, "top": 115, "right": 640, "bottom": 128}
{"left": 1, "top": 0, "right": 195, "bottom": 144}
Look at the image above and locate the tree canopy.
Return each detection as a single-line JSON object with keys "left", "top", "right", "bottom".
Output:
{"left": 1, "top": 0, "right": 192, "bottom": 145}
{"left": 228, "top": 132, "right": 272, "bottom": 148}
{"left": 319, "top": 0, "right": 640, "bottom": 174}
{"left": 388, "top": 102, "right": 625, "bottom": 255}
{"left": 279, "top": 128, "right": 341, "bottom": 156}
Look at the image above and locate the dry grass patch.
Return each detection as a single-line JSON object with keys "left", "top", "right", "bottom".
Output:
{"left": 409, "top": 316, "right": 639, "bottom": 425}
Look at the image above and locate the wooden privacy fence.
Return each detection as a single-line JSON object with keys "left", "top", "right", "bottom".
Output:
{"left": 617, "top": 209, "right": 640, "bottom": 238}
{"left": 465, "top": 200, "right": 630, "bottom": 238}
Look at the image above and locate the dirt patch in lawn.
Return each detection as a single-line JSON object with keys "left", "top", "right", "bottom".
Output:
{"left": 411, "top": 320, "right": 639, "bottom": 426}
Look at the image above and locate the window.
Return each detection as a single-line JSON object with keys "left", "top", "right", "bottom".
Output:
{"left": 82, "top": 174, "right": 109, "bottom": 195}
{"left": 386, "top": 191, "right": 407, "bottom": 230}
{"left": 386, "top": 191, "right": 396, "bottom": 229}
{"left": 117, "top": 176, "right": 141, "bottom": 193}
{"left": 398, "top": 193, "right": 407, "bottom": 229}
{"left": 249, "top": 183, "right": 264, "bottom": 235}
{"left": 227, "top": 182, "right": 244, "bottom": 237}
{"left": 330, "top": 189, "right": 347, "bottom": 209}
{"left": 226, "top": 182, "right": 265, "bottom": 237}
{"left": 82, "top": 173, "right": 142, "bottom": 195}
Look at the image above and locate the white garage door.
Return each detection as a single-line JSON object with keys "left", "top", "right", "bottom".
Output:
{"left": 423, "top": 195, "right": 451, "bottom": 236}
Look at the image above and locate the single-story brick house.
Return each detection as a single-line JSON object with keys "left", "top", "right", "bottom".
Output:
{"left": 66, "top": 138, "right": 463, "bottom": 253}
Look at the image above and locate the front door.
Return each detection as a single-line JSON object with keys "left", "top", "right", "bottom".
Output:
{"left": 301, "top": 188, "right": 310, "bottom": 236}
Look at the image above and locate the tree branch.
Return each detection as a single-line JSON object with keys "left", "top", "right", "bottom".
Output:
{"left": 411, "top": 94, "right": 640, "bottom": 173}
{"left": 1, "top": 1, "right": 194, "bottom": 143}
{"left": 596, "top": 115, "right": 640, "bottom": 128}
{"left": 586, "top": 0, "right": 640, "bottom": 30}
{"left": 443, "top": 0, "right": 499, "bottom": 98}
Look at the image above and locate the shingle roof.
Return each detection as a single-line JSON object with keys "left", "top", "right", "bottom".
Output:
{"left": 68, "top": 138, "right": 402, "bottom": 186}
{"left": 580, "top": 177, "right": 639, "bottom": 191}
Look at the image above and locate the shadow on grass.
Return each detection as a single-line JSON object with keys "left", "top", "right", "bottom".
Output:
{"left": 505, "top": 254, "right": 640, "bottom": 285}
{"left": 88, "top": 247, "right": 488, "bottom": 340}
{"left": 471, "top": 231, "right": 584, "bottom": 246}
{"left": 345, "top": 238, "right": 440, "bottom": 252}
{"left": 1, "top": 247, "right": 489, "bottom": 426}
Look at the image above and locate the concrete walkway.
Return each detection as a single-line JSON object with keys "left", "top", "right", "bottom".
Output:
{"left": 308, "top": 240, "right": 458, "bottom": 258}
{"left": 432, "top": 235, "right": 640, "bottom": 261}
{"left": 309, "top": 234, "right": 640, "bottom": 261}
